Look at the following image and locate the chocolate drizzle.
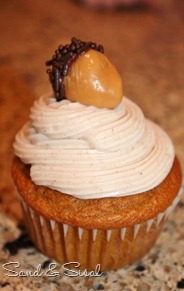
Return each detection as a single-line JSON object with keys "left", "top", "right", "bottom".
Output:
{"left": 46, "top": 37, "right": 104, "bottom": 101}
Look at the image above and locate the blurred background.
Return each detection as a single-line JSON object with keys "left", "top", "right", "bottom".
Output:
{"left": 0, "top": 0, "right": 183, "bottom": 155}
{"left": 0, "top": 1, "right": 183, "bottom": 104}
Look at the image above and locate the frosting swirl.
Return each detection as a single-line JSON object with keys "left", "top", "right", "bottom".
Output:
{"left": 14, "top": 93, "right": 175, "bottom": 199}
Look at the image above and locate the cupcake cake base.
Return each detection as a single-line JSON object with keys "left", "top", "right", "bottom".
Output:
{"left": 12, "top": 157, "right": 183, "bottom": 271}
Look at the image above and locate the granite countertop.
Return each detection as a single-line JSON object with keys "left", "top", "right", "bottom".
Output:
{"left": 0, "top": 0, "right": 184, "bottom": 290}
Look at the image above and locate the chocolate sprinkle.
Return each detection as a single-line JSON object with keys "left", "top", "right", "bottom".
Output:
{"left": 46, "top": 37, "right": 104, "bottom": 101}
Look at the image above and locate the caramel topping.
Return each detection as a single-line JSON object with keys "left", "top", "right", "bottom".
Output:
{"left": 46, "top": 37, "right": 123, "bottom": 109}
{"left": 64, "top": 49, "right": 123, "bottom": 109}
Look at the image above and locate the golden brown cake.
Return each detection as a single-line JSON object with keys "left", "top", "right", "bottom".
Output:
{"left": 12, "top": 38, "right": 183, "bottom": 271}
{"left": 12, "top": 156, "right": 182, "bottom": 270}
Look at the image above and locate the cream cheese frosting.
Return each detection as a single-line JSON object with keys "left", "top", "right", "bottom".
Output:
{"left": 13, "top": 93, "right": 175, "bottom": 199}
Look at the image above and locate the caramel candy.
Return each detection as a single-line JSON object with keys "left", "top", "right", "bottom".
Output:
{"left": 64, "top": 49, "right": 123, "bottom": 109}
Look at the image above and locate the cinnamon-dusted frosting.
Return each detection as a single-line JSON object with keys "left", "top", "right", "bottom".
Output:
{"left": 13, "top": 93, "right": 175, "bottom": 199}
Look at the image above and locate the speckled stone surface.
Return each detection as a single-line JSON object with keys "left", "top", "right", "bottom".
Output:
{"left": 0, "top": 0, "right": 184, "bottom": 290}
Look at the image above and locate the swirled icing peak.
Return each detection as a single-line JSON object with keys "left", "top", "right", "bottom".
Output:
{"left": 13, "top": 94, "right": 175, "bottom": 199}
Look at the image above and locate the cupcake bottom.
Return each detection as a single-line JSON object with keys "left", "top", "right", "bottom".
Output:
{"left": 17, "top": 185, "right": 182, "bottom": 271}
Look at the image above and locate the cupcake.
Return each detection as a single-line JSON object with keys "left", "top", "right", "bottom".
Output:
{"left": 12, "top": 37, "right": 183, "bottom": 271}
